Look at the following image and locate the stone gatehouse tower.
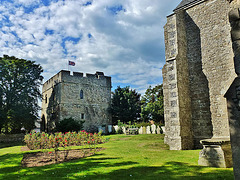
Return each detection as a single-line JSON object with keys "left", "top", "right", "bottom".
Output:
{"left": 163, "top": 0, "right": 240, "bottom": 150}
{"left": 41, "top": 70, "right": 112, "bottom": 132}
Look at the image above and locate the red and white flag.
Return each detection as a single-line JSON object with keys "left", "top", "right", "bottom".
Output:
{"left": 69, "top": 61, "right": 75, "bottom": 66}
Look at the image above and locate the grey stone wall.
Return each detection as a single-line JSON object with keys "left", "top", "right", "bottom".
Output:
{"left": 163, "top": 0, "right": 237, "bottom": 150}
{"left": 41, "top": 70, "right": 112, "bottom": 132}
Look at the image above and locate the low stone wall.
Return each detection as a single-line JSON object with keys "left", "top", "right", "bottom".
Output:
{"left": 0, "top": 134, "right": 25, "bottom": 143}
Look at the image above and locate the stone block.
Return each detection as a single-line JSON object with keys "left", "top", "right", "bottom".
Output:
{"left": 198, "top": 138, "right": 232, "bottom": 168}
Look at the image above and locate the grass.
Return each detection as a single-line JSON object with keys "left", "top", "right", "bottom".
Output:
{"left": 0, "top": 134, "right": 234, "bottom": 180}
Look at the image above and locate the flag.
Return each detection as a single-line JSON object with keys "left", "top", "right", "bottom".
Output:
{"left": 69, "top": 61, "right": 75, "bottom": 66}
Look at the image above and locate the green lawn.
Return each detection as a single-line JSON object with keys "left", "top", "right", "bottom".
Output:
{"left": 0, "top": 134, "right": 234, "bottom": 179}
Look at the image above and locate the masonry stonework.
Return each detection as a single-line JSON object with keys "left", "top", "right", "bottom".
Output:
{"left": 41, "top": 70, "right": 112, "bottom": 132}
{"left": 163, "top": 0, "right": 239, "bottom": 150}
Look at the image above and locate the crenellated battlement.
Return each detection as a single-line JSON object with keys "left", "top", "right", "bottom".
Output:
{"left": 42, "top": 70, "right": 111, "bottom": 92}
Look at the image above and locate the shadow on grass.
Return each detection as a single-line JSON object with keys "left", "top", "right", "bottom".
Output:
{"left": 0, "top": 142, "right": 24, "bottom": 149}
{"left": 0, "top": 151, "right": 234, "bottom": 180}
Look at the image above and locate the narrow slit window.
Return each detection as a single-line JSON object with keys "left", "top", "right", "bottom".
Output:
{"left": 45, "top": 94, "right": 47, "bottom": 104}
{"left": 80, "top": 90, "right": 83, "bottom": 99}
{"left": 81, "top": 113, "right": 85, "bottom": 119}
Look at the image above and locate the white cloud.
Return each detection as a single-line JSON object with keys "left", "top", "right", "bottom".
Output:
{"left": 0, "top": 0, "right": 181, "bottom": 95}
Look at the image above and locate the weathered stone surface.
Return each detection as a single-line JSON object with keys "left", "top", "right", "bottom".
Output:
{"left": 224, "top": 6, "right": 240, "bottom": 178}
{"left": 198, "top": 138, "right": 232, "bottom": 168}
{"left": 163, "top": 0, "right": 237, "bottom": 150}
{"left": 41, "top": 70, "right": 112, "bottom": 132}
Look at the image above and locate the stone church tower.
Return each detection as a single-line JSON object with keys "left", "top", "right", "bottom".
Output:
{"left": 41, "top": 70, "right": 112, "bottom": 132}
{"left": 163, "top": 0, "right": 239, "bottom": 150}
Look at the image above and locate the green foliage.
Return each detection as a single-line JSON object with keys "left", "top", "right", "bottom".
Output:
{"left": 24, "top": 130, "right": 104, "bottom": 161}
{"left": 55, "top": 118, "right": 84, "bottom": 133}
{"left": 110, "top": 86, "right": 141, "bottom": 124}
{"left": 0, "top": 55, "right": 43, "bottom": 133}
{"left": 141, "top": 84, "right": 164, "bottom": 123}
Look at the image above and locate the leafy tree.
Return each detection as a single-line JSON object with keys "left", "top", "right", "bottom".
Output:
{"left": 109, "top": 86, "right": 141, "bottom": 124}
{"left": 141, "top": 84, "right": 164, "bottom": 123}
{"left": 0, "top": 55, "right": 43, "bottom": 133}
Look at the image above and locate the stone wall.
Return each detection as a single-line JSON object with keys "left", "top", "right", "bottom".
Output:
{"left": 163, "top": 0, "right": 237, "bottom": 150}
{"left": 0, "top": 134, "right": 25, "bottom": 143}
{"left": 41, "top": 70, "right": 112, "bottom": 132}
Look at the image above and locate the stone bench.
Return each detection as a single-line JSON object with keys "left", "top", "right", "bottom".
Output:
{"left": 126, "top": 128, "right": 139, "bottom": 135}
{"left": 198, "top": 138, "right": 232, "bottom": 168}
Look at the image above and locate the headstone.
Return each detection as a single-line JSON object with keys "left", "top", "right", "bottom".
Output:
{"left": 151, "top": 124, "right": 156, "bottom": 134}
{"left": 146, "top": 126, "right": 151, "bottom": 134}
{"left": 156, "top": 126, "right": 161, "bottom": 134}
{"left": 122, "top": 127, "right": 126, "bottom": 134}
{"left": 113, "top": 125, "right": 119, "bottom": 133}
{"left": 139, "top": 126, "right": 143, "bottom": 134}
{"left": 108, "top": 125, "right": 112, "bottom": 133}
{"left": 142, "top": 126, "right": 146, "bottom": 134}
{"left": 161, "top": 126, "right": 165, "bottom": 134}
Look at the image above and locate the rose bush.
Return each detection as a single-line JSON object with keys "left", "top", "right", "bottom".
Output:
{"left": 24, "top": 130, "right": 105, "bottom": 162}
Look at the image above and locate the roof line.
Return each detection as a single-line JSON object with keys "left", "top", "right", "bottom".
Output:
{"left": 174, "top": 0, "right": 206, "bottom": 12}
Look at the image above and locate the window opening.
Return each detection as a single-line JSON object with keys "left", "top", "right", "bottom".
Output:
{"left": 45, "top": 94, "right": 47, "bottom": 104}
{"left": 80, "top": 90, "right": 83, "bottom": 99}
{"left": 81, "top": 113, "right": 85, "bottom": 119}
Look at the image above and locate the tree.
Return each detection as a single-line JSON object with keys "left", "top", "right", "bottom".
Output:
{"left": 0, "top": 55, "right": 43, "bottom": 133}
{"left": 109, "top": 86, "right": 141, "bottom": 124}
{"left": 141, "top": 84, "right": 164, "bottom": 123}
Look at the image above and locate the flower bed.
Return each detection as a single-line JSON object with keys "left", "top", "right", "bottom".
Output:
{"left": 24, "top": 130, "right": 105, "bottom": 162}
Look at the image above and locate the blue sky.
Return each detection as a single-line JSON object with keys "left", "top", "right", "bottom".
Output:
{"left": 0, "top": 0, "right": 181, "bottom": 95}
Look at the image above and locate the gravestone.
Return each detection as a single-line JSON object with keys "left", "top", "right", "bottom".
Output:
{"left": 157, "top": 126, "right": 161, "bottom": 134}
{"left": 139, "top": 126, "right": 143, "bottom": 134}
{"left": 108, "top": 125, "right": 112, "bottom": 133}
{"left": 146, "top": 126, "right": 151, "bottom": 134}
{"left": 151, "top": 124, "right": 156, "bottom": 134}
{"left": 142, "top": 126, "right": 146, "bottom": 134}
{"left": 122, "top": 127, "right": 126, "bottom": 134}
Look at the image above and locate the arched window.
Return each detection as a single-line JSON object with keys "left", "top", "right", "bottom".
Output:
{"left": 80, "top": 90, "right": 83, "bottom": 99}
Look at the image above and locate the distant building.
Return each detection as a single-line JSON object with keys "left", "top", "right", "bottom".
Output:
{"left": 41, "top": 70, "right": 112, "bottom": 132}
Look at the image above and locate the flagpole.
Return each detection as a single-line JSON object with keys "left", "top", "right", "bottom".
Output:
{"left": 67, "top": 60, "right": 69, "bottom": 71}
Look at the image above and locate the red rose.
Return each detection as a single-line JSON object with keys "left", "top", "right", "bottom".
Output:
{"left": 87, "top": 141, "right": 90, "bottom": 144}
{"left": 48, "top": 152, "right": 52, "bottom": 154}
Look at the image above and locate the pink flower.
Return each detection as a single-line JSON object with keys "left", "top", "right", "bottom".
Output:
{"left": 92, "top": 139, "right": 94, "bottom": 141}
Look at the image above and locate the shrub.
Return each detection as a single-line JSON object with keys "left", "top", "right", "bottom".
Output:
{"left": 24, "top": 130, "right": 105, "bottom": 162}
{"left": 55, "top": 118, "right": 84, "bottom": 133}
